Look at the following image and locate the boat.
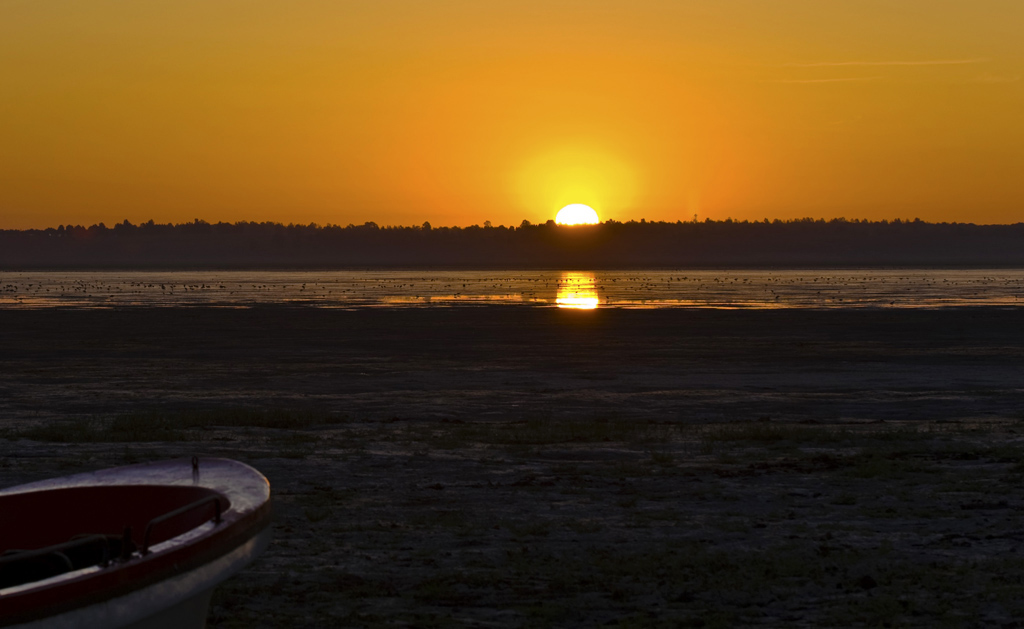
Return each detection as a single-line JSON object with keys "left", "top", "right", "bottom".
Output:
{"left": 0, "top": 457, "right": 271, "bottom": 628}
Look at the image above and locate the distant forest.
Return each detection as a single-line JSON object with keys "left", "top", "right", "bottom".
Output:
{"left": 3, "top": 218, "right": 1024, "bottom": 268}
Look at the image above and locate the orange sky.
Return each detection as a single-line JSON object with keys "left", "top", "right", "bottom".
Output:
{"left": 2, "top": 1, "right": 1022, "bottom": 229}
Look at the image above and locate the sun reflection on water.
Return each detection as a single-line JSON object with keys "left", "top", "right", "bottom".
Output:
{"left": 556, "top": 272, "right": 599, "bottom": 309}
{"left": 6, "top": 270, "right": 1023, "bottom": 310}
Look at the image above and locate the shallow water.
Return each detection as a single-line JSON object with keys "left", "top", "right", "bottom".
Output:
{"left": 2, "top": 269, "right": 1024, "bottom": 309}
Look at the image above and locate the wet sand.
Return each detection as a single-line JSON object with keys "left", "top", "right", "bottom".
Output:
{"left": 3, "top": 306, "right": 1024, "bottom": 626}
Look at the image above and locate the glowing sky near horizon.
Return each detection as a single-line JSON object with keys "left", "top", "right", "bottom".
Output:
{"left": 1, "top": 1, "right": 1023, "bottom": 229}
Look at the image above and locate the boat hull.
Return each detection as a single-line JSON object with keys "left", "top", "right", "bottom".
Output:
{"left": 11, "top": 528, "right": 270, "bottom": 629}
{"left": 0, "top": 459, "right": 271, "bottom": 629}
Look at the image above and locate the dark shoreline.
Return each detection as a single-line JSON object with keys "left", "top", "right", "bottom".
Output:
{"left": 7, "top": 219, "right": 1024, "bottom": 268}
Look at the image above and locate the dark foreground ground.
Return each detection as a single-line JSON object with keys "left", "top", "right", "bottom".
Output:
{"left": 3, "top": 306, "right": 1024, "bottom": 626}
{"left": 3, "top": 306, "right": 1024, "bottom": 424}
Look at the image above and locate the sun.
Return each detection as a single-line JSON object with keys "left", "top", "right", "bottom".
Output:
{"left": 555, "top": 204, "right": 600, "bottom": 225}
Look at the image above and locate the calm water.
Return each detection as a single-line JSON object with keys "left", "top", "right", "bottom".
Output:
{"left": 2, "top": 269, "right": 1024, "bottom": 310}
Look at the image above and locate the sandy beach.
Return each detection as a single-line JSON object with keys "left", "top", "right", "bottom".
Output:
{"left": 3, "top": 306, "right": 1024, "bottom": 626}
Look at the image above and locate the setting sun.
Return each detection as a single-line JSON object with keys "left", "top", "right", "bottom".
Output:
{"left": 555, "top": 204, "right": 600, "bottom": 226}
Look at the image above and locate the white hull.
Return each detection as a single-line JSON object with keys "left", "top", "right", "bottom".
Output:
{"left": 11, "top": 529, "right": 271, "bottom": 629}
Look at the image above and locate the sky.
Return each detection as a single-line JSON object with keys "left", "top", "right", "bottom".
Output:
{"left": 2, "top": 0, "right": 1023, "bottom": 229}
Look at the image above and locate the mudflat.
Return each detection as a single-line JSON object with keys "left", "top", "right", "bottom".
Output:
{"left": 2, "top": 306, "right": 1024, "bottom": 626}
{"left": 2, "top": 306, "right": 1024, "bottom": 424}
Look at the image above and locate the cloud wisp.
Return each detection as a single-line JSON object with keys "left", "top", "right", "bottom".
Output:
{"left": 783, "top": 59, "right": 987, "bottom": 68}
{"left": 769, "top": 76, "right": 882, "bottom": 84}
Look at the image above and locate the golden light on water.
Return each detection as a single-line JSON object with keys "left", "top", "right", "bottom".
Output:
{"left": 555, "top": 204, "right": 600, "bottom": 226}
{"left": 556, "top": 272, "right": 599, "bottom": 309}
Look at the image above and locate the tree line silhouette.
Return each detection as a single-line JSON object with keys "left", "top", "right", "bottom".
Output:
{"left": 3, "top": 218, "right": 1024, "bottom": 268}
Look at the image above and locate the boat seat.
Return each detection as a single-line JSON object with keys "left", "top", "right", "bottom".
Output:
{"left": 0, "top": 533, "right": 125, "bottom": 590}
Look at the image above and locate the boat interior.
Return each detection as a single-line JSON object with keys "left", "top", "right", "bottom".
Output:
{"left": 0, "top": 485, "right": 229, "bottom": 590}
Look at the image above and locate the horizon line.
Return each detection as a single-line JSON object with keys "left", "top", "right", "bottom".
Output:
{"left": 5, "top": 216, "right": 1019, "bottom": 232}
